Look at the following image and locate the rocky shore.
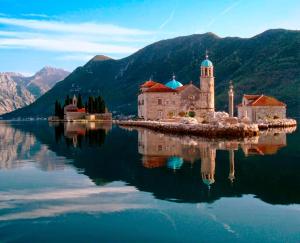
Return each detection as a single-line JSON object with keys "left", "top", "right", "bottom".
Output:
{"left": 257, "top": 118, "right": 297, "bottom": 129}
{"left": 115, "top": 120, "right": 259, "bottom": 138}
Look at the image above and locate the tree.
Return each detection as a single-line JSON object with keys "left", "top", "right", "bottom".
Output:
{"left": 54, "top": 100, "right": 64, "bottom": 119}
{"left": 64, "top": 95, "right": 71, "bottom": 107}
{"left": 77, "top": 94, "right": 84, "bottom": 109}
{"left": 85, "top": 101, "right": 88, "bottom": 113}
{"left": 98, "top": 96, "right": 106, "bottom": 113}
{"left": 87, "top": 96, "right": 94, "bottom": 113}
{"left": 54, "top": 100, "right": 59, "bottom": 116}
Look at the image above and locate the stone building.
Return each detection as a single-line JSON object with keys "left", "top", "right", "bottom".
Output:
{"left": 138, "top": 53, "right": 215, "bottom": 120}
{"left": 237, "top": 94, "right": 286, "bottom": 122}
{"left": 64, "top": 95, "right": 86, "bottom": 121}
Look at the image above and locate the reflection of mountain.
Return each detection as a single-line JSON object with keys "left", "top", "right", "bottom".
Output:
{"left": 0, "top": 122, "right": 65, "bottom": 171}
{"left": 6, "top": 122, "right": 300, "bottom": 205}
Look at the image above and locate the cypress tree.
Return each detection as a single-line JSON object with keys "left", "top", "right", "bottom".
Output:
{"left": 77, "top": 94, "right": 83, "bottom": 108}
{"left": 64, "top": 95, "right": 70, "bottom": 107}
{"left": 88, "top": 96, "right": 95, "bottom": 113}
{"left": 99, "top": 96, "right": 106, "bottom": 113}
{"left": 58, "top": 102, "right": 64, "bottom": 119}
{"left": 94, "top": 96, "right": 99, "bottom": 113}
{"left": 54, "top": 100, "right": 59, "bottom": 116}
{"left": 85, "top": 102, "right": 88, "bottom": 113}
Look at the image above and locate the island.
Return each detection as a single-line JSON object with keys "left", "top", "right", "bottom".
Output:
{"left": 117, "top": 52, "right": 296, "bottom": 138}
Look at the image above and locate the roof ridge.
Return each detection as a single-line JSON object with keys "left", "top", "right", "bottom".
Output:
{"left": 251, "top": 94, "right": 264, "bottom": 105}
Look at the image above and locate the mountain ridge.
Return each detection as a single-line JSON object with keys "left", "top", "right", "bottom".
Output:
{"left": 0, "top": 67, "right": 70, "bottom": 115}
{"left": 2, "top": 29, "right": 300, "bottom": 118}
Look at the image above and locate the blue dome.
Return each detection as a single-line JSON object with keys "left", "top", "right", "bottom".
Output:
{"left": 201, "top": 59, "right": 213, "bottom": 67}
{"left": 202, "top": 178, "right": 215, "bottom": 186}
{"left": 167, "top": 156, "right": 184, "bottom": 170}
{"left": 165, "top": 78, "right": 183, "bottom": 89}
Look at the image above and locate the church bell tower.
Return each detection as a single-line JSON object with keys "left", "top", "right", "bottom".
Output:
{"left": 200, "top": 51, "right": 215, "bottom": 112}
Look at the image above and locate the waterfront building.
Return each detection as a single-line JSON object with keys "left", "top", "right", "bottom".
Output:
{"left": 138, "top": 52, "right": 215, "bottom": 120}
{"left": 64, "top": 95, "right": 86, "bottom": 121}
{"left": 237, "top": 94, "right": 286, "bottom": 122}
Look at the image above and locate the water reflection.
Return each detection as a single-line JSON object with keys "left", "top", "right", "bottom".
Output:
{"left": 1, "top": 121, "right": 299, "bottom": 205}
{"left": 0, "top": 122, "right": 65, "bottom": 171}
{"left": 137, "top": 127, "right": 294, "bottom": 188}
{"left": 52, "top": 122, "right": 111, "bottom": 148}
{"left": 0, "top": 122, "right": 111, "bottom": 171}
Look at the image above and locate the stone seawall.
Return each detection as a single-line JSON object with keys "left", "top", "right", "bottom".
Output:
{"left": 115, "top": 120, "right": 259, "bottom": 138}
{"left": 258, "top": 118, "right": 297, "bottom": 130}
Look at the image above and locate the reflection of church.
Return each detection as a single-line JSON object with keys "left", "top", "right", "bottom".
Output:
{"left": 241, "top": 130, "right": 287, "bottom": 156}
{"left": 137, "top": 127, "right": 289, "bottom": 188}
{"left": 138, "top": 129, "right": 236, "bottom": 187}
{"left": 51, "top": 122, "right": 112, "bottom": 148}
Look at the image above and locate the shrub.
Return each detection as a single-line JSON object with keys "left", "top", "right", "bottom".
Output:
{"left": 178, "top": 111, "right": 186, "bottom": 117}
{"left": 188, "top": 111, "right": 196, "bottom": 117}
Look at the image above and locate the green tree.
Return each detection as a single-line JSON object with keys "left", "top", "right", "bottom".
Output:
{"left": 77, "top": 94, "right": 84, "bottom": 109}
{"left": 54, "top": 100, "right": 59, "bottom": 116}
{"left": 58, "top": 102, "right": 64, "bottom": 119}
{"left": 54, "top": 100, "right": 64, "bottom": 119}
{"left": 88, "top": 96, "right": 95, "bottom": 113}
{"left": 98, "top": 96, "right": 106, "bottom": 113}
{"left": 64, "top": 95, "right": 71, "bottom": 107}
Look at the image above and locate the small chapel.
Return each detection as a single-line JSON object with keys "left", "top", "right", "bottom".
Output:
{"left": 138, "top": 53, "right": 215, "bottom": 120}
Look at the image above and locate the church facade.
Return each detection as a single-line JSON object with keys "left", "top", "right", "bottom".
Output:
{"left": 138, "top": 54, "right": 215, "bottom": 120}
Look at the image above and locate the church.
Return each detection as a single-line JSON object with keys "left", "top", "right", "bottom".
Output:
{"left": 138, "top": 53, "right": 215, "bottom": 120}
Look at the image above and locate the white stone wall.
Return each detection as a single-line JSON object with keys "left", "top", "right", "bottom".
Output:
{"left": 138, "top": 84, "right": 211, "bottom": 120}
{"left": 64, "top": 112, "right": 86, "bottom": 121}
{"left": 238, "top": 106, "right": 286, "bottom": 122}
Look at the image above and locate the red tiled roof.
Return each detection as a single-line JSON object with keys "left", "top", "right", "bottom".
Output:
{"left": 77, "top": 108, "right": 86, "bottom": 113}
{"left": 251, "top": 95, "right": 285, "bottom": 106}
{"left": 142, "top": 156, "right": 167, "bottom": 168}
{"left": 256, "top": 144, "right": 285, "bottom": 155}
{"left": 141, "top": 80, "right": 158, "bottom": 88}
{"left": 244, "top": 94, "right": 261, "bottom": 100}
{"left": 243, "top": 94, "right": 286, "bottom": 107}
{"left": 145, "top": 83, "right": 176, "bottom": 93}
{"left": 176, "top": 85, "right": 188, "bottom": 91}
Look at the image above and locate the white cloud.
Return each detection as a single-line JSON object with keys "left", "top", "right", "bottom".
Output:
{"left": 0, "top": 37, "right": 139, "bottom": 54}
{"left": 159, "top": 9, "right": 176, "bottom": 30}
{"left": 21, "top": 13, "right": 49, "bottom": 18}
{"left": 57, "top": 54, "right": 94, "bottom": 61}
{"left": 206, "top": 0, "right": 241, "bottom": 29}
{"left": 0, "top": 17, "right": 153, "bottom": 36}
{"left": 0, "top": 16, "right": 153, "bottom": 56}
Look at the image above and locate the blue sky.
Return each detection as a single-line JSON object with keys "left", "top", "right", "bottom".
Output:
{"left": 0, "top": 0, "right": 299, "bottom": 75}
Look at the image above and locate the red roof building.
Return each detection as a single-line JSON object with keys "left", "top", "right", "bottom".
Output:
{"left": 237, "top": 94, "right": 286, "bottom": 122}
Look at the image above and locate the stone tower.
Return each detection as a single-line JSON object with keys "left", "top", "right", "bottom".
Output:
{"left": 228, "top": 81, "right": 234, "bottom": 117}
{"left": 72, "top": 95, "right": 77, "bottom": 106}
{"left": 200, "top": 52, "right": 215, "bottom": 112}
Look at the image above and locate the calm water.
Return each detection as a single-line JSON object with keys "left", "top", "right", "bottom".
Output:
{"left": 0, "top": 121, "right": 299, "bottom": 242}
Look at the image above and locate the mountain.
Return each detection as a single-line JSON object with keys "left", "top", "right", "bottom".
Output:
{"left": 0, "top": 73, "right": 35, "bottom": 114}
{"left": 22, "top": 67, "right": 70, "bottom": 98}
{"left": 0, "top": 67, "right": 70, "bottom": 115}
{"left": 2, "top": 29, "right": 300, "bottom": 119}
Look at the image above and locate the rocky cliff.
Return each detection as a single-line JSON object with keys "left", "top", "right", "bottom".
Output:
{"left": 0, "top": 67, "right": 70, "bottom": 115}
